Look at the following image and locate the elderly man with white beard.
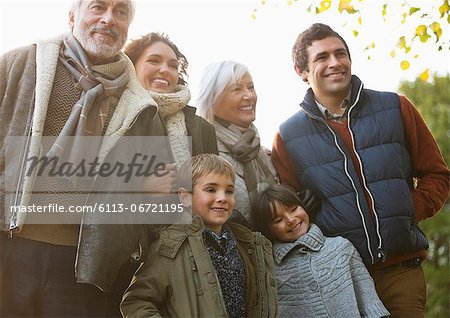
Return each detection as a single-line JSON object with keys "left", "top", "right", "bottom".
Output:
{"left": 0, "top": 1, "right": 165, "bottom": 316}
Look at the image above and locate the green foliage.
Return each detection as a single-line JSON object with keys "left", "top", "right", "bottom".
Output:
{"left": 399, "top": 74, "right": 450, "bottom": 318}
{"left": 399, "top": 73, "right": 450, "bottom": 163}
{"left": 421, "top": 210, "right": 450, "bottom": 318}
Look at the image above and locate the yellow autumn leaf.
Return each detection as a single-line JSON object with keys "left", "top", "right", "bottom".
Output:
{"left": 357, "top": 16, "right": 362, "bottom": 25}
{"left": 317, "top": 0, "right": 331, "bottom": 13}
{"left": 420, "top": 69, "right": 430, "bottom": 81}
{"left": 430, "top": 22, "right": 442, "bottom": 40}
{"left": 416, "top": 24, "right": 427, "bottom": 36}
{"left": 287, "top": 0, "right": 294, "bottom": 5}
{"left": 339, "top": 0, "right": 356, "bottom": 13}
{"left": 353, "top": 29, "right": 359, "bottom": 37}
{"left": 261, "top": 0, "right": 266, "bottom": 5}
{"left": 401, "top": 12, "right": 407, "bottom": 24}
{"left": 416, "top": 24, "right": 430, "bottom": 42}
{"left": 409, "top": 7, "right": 420, "bottom": 15}
{"left": 398, "top": 36, "right": 406, "bottom": 49}
{"left": 390, "top": 49, "right": 396, "bottom": 58}
{"left": 364, "top": 42, "right": 375, "bottom": 51}
{"left": 400, "top": 60, "right": 410, "bottom": 70}
{"left": 439, "top": 1, "right": 449, "bottom": 17}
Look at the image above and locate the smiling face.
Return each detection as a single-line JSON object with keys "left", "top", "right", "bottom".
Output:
{"left": 187, "top": 172, "right": 235, "bottom": 235}
{"left": 269, "top": 202, "right": 310, "bottom": 243}
{"left": 298, "top": 36, "right": 352, "bottom": 105}
{"left": 212, "top": 72, "right": 257, "bottom": 129}
{"left": 134, "top": 41, "right": 180, "bottom": 93}
{"left": 69, "top": 0, "right": 131, "bottom": 65}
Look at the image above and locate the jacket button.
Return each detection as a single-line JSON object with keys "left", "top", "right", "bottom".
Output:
{"left": 248, "top": 249, "right": 253, "bottom": 254}
{"left": 309, "top": 282, "right": 318, "bottom": 291}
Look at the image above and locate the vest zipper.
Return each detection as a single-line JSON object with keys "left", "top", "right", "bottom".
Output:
{"left": 324, "top": 124, "right": 375, "bottom": 264}
{"left": 346, "top": 83, "right": 385, "bottom": 263}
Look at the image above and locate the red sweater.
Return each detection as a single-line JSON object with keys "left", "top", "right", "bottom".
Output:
{"left": 272, "top": 95, "right": 450, "bottom": 269}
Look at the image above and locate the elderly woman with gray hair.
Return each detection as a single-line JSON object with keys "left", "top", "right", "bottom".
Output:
{"left": 197, "top": 60, "right": 278, "bottom": 229}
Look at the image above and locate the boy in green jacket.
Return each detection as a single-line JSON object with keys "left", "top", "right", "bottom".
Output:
{"left": 121, "top": 154, "right": 278, "bottom": 318}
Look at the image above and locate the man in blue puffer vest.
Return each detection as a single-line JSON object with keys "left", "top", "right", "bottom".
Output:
{"left": 272, "top": 23, "right": 449, "bottom": 318}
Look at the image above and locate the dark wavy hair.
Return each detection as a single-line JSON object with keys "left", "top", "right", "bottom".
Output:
{"left": 124, "top": 32, "right": 189, "bottom": 85}
{"left": 253, "top": 184, "right": 306, "bottom": 240}
{"left": 292, "top": 23, "right": 351, "bottom": 72}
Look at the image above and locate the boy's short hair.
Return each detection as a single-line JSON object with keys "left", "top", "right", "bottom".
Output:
{"left": 253, "top": 184, "right": 306, "bottom": 239}
{"left": 177, "top": 154, "right": 236, "bottom": 191}
{"left": 292, "top": 23, "right": 351, "bottom": 72}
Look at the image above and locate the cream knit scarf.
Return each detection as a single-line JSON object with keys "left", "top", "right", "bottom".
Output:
{"left": 149, "top": 85, "right": 191, "bottom": 166}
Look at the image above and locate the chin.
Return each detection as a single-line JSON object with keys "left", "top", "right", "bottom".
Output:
{"left": 151, "top": 86, "right": 171, "bottom": 93}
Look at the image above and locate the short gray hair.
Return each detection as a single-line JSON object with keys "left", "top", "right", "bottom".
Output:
{"left": 196, "top": 60, "right": 249, "bottom": 123}
{"left": 70, "top": 0, "right": 136, "bottom": 23}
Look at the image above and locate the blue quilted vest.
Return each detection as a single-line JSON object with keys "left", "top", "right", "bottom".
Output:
{"left": 279, "top": 76, "right": 428, "bottom": 265}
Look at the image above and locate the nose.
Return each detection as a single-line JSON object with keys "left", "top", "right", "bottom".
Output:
{"left": 243, "top": 88, "right": 255, "bottom": 101}
{"left": 100, "top": 9, "right": 116, "bottom": 26}
{"left": 328, "top": 54, "right": 341, "bottom": 67}
{"left": 216, "top": 191, "right": 228, "bottom": 203}
{"left": 285, "top": 214, "right": 295, "bottom": 225}
{"left": 159, "top": 63, "right": 169, "bottom": 74}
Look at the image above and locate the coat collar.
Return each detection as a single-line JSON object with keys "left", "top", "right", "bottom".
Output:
{"left": 300, "top": 75, "right": 364, "bottom": 119}
{"left": 157, "top": 215, "right": 254, "bottom": 259}
{"left": 33, "top": 35, "right": 159, "bottom": 164}
{"left": 273, "top": 223, "right": 325, "bottom": 264}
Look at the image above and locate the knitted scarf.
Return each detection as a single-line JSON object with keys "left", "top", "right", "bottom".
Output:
{"left": 214, "top": 120, "right": 277, "bottom": 204}
{"left": 149, "top": 85, "right": 191, "bottom": 167}
{"left": 47, "top": 33, "right": 128, "bottom": 165}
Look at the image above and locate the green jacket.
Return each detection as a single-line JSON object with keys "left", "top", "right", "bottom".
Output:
{"left": 121, "top": 215, "right": 278, "bottom": 318}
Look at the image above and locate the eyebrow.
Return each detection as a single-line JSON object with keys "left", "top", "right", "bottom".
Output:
{"left": 201, "top": 182, "right": 234, "bottom": 188}
{"left": 146, "top": 53, "right": 178, "bottom": 62}
{"left": 91, "top": 0, "right": 130, "bottom": 10}
{"left": 312, "top": 51, "right": 328, "bottom": 59}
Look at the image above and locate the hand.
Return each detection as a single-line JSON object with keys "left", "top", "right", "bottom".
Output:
{"left": 142, "top": 163, "right": 177, "bottom": 196}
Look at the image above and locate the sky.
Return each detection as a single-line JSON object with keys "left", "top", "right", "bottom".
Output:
{"left": 1, "top": 0, "right": 449, "bottom": 147}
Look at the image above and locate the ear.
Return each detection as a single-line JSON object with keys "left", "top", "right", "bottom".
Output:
{"left": 294, "top": 65, "right": 309, "bottom": 83}
{"left": 178, "top": 188, "right": 192, "bottom": 207}
{"left": 69, "top": 11, "right": 75, "bottom": 31}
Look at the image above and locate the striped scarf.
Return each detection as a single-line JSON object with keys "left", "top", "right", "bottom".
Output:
{"left": 47, "top": 33, "right": 128, "bottom": 167}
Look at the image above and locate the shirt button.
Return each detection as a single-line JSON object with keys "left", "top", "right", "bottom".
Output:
{"left": 247, "top": 249, "right": 253, "bottom": 254}
{"left": 309, "top": 282, "right": 318, "bottom": 291}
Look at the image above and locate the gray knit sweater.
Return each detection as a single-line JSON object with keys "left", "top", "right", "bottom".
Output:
{"left": 273, "top": 224, "right": 389, "bottom": 318}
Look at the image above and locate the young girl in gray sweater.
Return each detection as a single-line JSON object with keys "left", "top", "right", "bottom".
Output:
{"left": 254, "top": 184, "right": 389, "bottom": 318}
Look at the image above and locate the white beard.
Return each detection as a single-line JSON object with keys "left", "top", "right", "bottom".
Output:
{"left": 73, "top": 24, "right": 127, "bottom": 63}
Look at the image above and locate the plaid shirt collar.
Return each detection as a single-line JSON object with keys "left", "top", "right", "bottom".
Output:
{"left": 316, "top": 84, "right": 352, "bottom": 121}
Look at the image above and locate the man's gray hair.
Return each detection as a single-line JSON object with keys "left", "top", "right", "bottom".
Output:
{"left": 70, "top": 0, "right": 136, "bottom": 22}
{"left": 196, "top": 60, "right": 249, "bottom": 123}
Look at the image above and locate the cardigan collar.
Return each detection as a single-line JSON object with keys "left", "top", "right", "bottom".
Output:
{"left": 273, "top": 223, "right": 325, "bottom": 264}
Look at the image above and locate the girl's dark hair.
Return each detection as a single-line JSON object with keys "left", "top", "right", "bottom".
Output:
{"left": 253, "top": 184, "right": 305, "bottom": 240}
{"left": 124, "top": 32, "right": 188, "bottom": 85}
